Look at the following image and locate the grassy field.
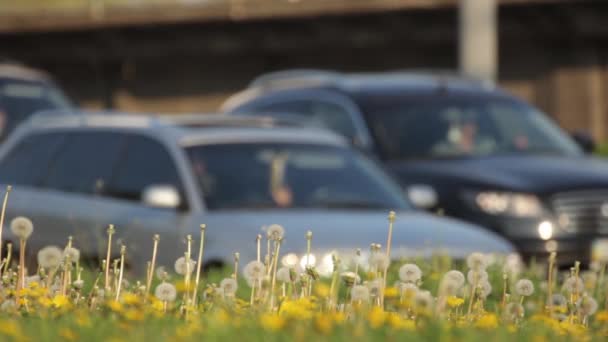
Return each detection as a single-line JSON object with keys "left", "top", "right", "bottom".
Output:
{"left": 0, "top": 210, "right": 607, "bottom": 341}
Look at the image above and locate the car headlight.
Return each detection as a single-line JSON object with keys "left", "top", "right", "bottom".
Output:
{"left": 469, "top": 191, "right": 543, "bottom": 217}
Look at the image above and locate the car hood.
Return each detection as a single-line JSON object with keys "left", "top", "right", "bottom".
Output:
{"left": 198, "top": 209, "right": 514, "bottom": 265}
{"left": 388, "top": 155, "right": 608, "bottom": 194}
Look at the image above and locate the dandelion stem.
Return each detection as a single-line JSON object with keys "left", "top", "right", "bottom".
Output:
{"left": 193, "top": 224, "right": 206, "bottom": 305}
{"left": 3, "top": 242, "right": 11, "bottom": 275}
{"left": 269, "top": 239, "right": 282, "bottom": 310}
{"left": 256, "top": 234, "right": 261, "bottom": 263}
{"left": 116, "top": 245, "right": 126, "bottom": 301}
{"left": 17, "top": 238, "right": 25, "bottom": 291}
{"left": 547, "top": 252, "right": 556, "bottom": 314}
{"left": 0, "top": 185, "right": 12, "bottom": 276}
{"left": 104, "top": 224, "right": 115, "bottom": 291}
{"left": 146, "top": 235, "right": 160, "bottom": 300}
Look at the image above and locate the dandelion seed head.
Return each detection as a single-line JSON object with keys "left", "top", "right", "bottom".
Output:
{"left": 577, "top": 295, "right": 598, "bottom": 316}
{"left": 443, "top": 270, "right": 465, "bottom": 288}
{"left": 220, "top": 278, "right": 238, "bottom": 296}
{"left": 504, "top": 302, "right": 525, "bottom": 320}
{"left": 63, "top": 247, "right": 80, "bottom": 263}
{"left": 399, "top": 263, "right": 422, "bottom": 283}
{"left": 37, "top": 245, "right": 63, "bottom": 269}
{"left": 466, "top": 252, "right": 488, "bottom": 271}
{"left": 155, "top": 282, "right": 177, "bottom": 302}
{"left": 351, "top": 285, "right": 370, "bottom": 302}
{"left": 266, "top": 224, "right": 285, "bottom": 241}
{"left": 174, "top": 257, "right": 196, "bottom": 275}
{"left": 515, "top": 279, "right": 534, "bottom": 297}
{"left": 467, "top": 269, "right": 488, "bottom": 285}
{"left": 10, "top": 216, "right": 33, "bottom": 240}
{"left": 562, "top": 276, "right": 584, "bottom": 294}
{"left": 478, "top": 281, "right": 492, "bottom": 298}
{"left": 243, "top": 260, "right": 266, "bottom": 284}
{"left": 370, "top": 253, "right": 390, "bottom": 271}
{"left": 367, "top": 279, "right": 383, "bottom": 298}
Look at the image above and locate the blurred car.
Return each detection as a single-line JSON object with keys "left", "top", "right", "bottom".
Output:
{"left": 0, "top": 113, "right": 513, "bottom": 274}
{"left": 222, "top": 70, "right": 608, "bottom": 265}
{"left": 0, "top": 62, "right": 74, "bottom": 142}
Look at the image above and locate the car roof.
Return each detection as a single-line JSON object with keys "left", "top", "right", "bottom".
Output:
{"left": 0, "top": 63, "right": 52, "bottom": 83}
{"left": 222, "top": 69, "right": 512, "bottom": 111}
{"left": 17, "top": 111, "right": 348, "bottom": 148}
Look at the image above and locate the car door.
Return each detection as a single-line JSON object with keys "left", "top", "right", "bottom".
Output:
{"left": 100, "top": 133, "right": 192, "bottom": 271}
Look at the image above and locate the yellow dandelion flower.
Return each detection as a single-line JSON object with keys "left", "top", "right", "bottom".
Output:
{"left": 121, "top": 293, "right": 140, "bottom": 306}
{"left": 367, "top": 307, "right": 386, "bottom": 329}
{"left": 59, "top": 328, "right": 78, "bottom": 341}
{"left": 446, "top": 296, "right": 464, "bottom": 308}
{"left": 124, "top": 309, "right": 144, "bottom": 321}
{"left": 107, "top": 300, "right": 124, "bottom": 313}
{"left": 52, "top": 295, "right": 70, "bottom": 309}
{"left": 280, "top": 299, "right": 314, "bottom": 320}
{"left": 38, "top": 297, "right": 53, "bottom": 308}
{"left": 0, "top": 320, "right": 22, "bottom": 338}
{"left": 475, "top": 314, "right": 499, "bottom": 329}
{"left": 387, "top": 313, "right": 416, "bottom": 331}
{"left": 314, "top": 314, "right": 333, "bottom": 335}
{"left": 150, "top": 299, "right": 164, "bottom": 312}
{"left": 75, "top": 314, "right": 91, "bottom": 327}
{"left": 596, "top": 310, "right": 608, "bottom": 322}
{"left": 260, "top": 313, "right": 286, "bottom": 332}
{"left": 17, "top": 288, "right": 30, "bottom": 297}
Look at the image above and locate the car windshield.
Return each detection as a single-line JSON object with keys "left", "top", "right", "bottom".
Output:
{"left": 0, "top": 78, "right": 72, "bottom": 140}
{"left": 185, "top": 143, "right": 409, "bottom": 210}
{"left": 360, "top": 96, "right": 582, "bottom": 160}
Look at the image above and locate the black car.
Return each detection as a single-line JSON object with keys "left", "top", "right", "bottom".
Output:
{"left": 222, "top": 70, "right": 608, "bottom": 265}
{"left": 0, "top": 62, "right": 73, "bottom": 141}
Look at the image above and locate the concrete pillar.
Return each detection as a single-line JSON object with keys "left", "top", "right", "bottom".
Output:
{"left": 459, "top": 0, "right": 497, "bottom": 82}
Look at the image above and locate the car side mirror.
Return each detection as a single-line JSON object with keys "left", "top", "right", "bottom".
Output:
{"left": 142, "top": 185, "right": 181, "bottom": 209}
{"left": 571, "top": 131, "right": 596, "bottom": 154}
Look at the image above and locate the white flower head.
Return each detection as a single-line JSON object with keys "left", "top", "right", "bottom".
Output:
{"left": 439, "top": 278, "right": 462, "bottom": 296}
{"left": 370, "top": 253, "right": 390, "bottom": 271}
{"left": 503, "top": 253, "right": 523, "bottom": 277}
{"left": 340, "top": 271, "right": 360, "bottom": 287}
{"left": 266, "top": 224, "right": 285, "bottom": 241}
{"left": 593, "top": 239, "right": 608, "bottom": 263}
{"left": 63, "top": 247, "right": 80, "bottom": 263}
{"left": 174, "top": 257, "right": 196, "bottom": 275}
{"left": 577, "top": 295, "right": 599, "bottom": 316}
{"left": 10, "top": 216, "right": 33, "bottom": 240}
{"left": 277, "top": 267, "right": 292, "bottom": 283}
{"left": 351, "top": 285, "right": 370, "bottom": 302}
{"left": 73, "top": 279, "right": 84, "bottom": 290}
{"left": 414, "top": 290, "right": 434, "bottom": 312}
{"left": 399, "top": 282, "right": 419, "bottom": 296}
{"left": 37, "top": 246, "right": 63, "bottom": 269}
{"left": 515, "top": 279, "right": 535, "bottom": 297}
{"left": 399, "top": 263, "right": 422, "bottom": 283}
{"left": 220, "top": 278, "right": 238, "bottom": 296}
{"left": 442, "top": 270, "right": 465, "bottom": 288}
{"left": 504, "top": 302, "right": 525, "bottom": 320}
{"left": 367, "top": 279, "right": 383, "bottom": 298}
{"left": 243, "top": 260, "right": 266, "bottom": 284}
{"left": 562, "top": 276, "right": 584, "bottom": 294}
{"left": 156, "top": 266, "right": 170, "bottom": 280}
{"left": 549, "top": 294, "right": 567, "bottom": 308}
{"left": 466, "top": 252, "right": 488, "bottom": 271}
{"left": 478, "top": 280, "right": 492, "bottom": 298}
{"left": 155, "top": 282, "right": 177, "bottom": 302}
{"left": 467, "top": 269, "right": 488, "bottom": 285}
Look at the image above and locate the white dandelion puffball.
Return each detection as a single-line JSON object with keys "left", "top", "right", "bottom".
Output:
{"left": 505, "top": 302, "right": 525, "bottom": 320}
{"left": 340, "top": 271, "right": 360, "bottom": 286}
{"left": 515, "top": 279, "right": 535, "bottom": 297}
{"left": 479, "top": 281, "right": 492, "bottom": 298}
{"left": 442, "top": 270, "right": 465, "bottom": 287}
{"left": 399, "top": 263, "right": 422, "bottom": 283}
{"left": 467, "top": 269, "right": 488, "bottom": 285}
{"left": 37, "top": 246, "right": 63, "bottom": 269}
{"left": 594, "top": 239, "right": 608, "bottom": 263}
{"left": 73, "top": 279, "right": 84, "bottom": 290}
{"left": 10, "top": 216, "right": 33, "bottom": 240}
{"left": 243, "top": 260, "right": 266, "bottom": 283}
{"left": 466, "top": 252, "right": 488, "bottom": 271}
{"left": 63, "top": 247, "right": 80, "bottom": 263}
{"left": 367, "top": 279, "right": 383, "bottom": 298}
{"left": 414, "top": 290, "right": 434, "bottom": 311}
{"left": 156, "top": 266, "right": 169, "bottom": 280}
{"left": 503, "top": 253, "right": 523, "bottom": 277}
{"left": 578, "top": 296, "right": 599, "bottom": 316}
{"left": 438, "top": 278, "right": 461, "bottom": 296}
{"left": 174, "top": 257, "right": 196, "bottom": 275}
{"left": 562, "top": 276, "right": 584, "bottom": 294}
{"left": 220, "top": 278, "right": 238, "bottom": 296}
{"left": 351, "top": 285, "right": 370, "bottom": 302}
{"left": 370, "top": 253, "right": 390, "bottom": 271}
{"left": 277, "top": 267, "right": 292, "bottom": 283}
{"left": 155, "top": 282, "right": 177, "bottom": 302}
{"left": 549, "top": 294, "right": 567, "bottom": 308}
{"left": 266, "top": 224, "right": 285, "bottom": 240}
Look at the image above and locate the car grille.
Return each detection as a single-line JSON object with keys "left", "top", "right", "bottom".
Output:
{"left": 551, "top": 189, "right": 608, "bottom": 234}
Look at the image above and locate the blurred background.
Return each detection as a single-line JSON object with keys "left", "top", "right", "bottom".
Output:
{"left": 1, "top": 0, "right": 607, "bottom": 143}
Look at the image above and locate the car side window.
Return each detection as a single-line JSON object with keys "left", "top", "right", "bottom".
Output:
{"left": 0, "top": 132, "right": 66, "bottom": 186}
{"left": 44, "top": 132, "right": 127, "bottom": 195}
{"left": 250, "top": 100, "right": 358, "bottom": 141}
{"left": 105, "top": 135, "right": 184, "bottom": 204}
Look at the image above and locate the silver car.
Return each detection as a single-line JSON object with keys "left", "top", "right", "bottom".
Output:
{"left": 0, "top": 114, "right": 514, "bottom": 274}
